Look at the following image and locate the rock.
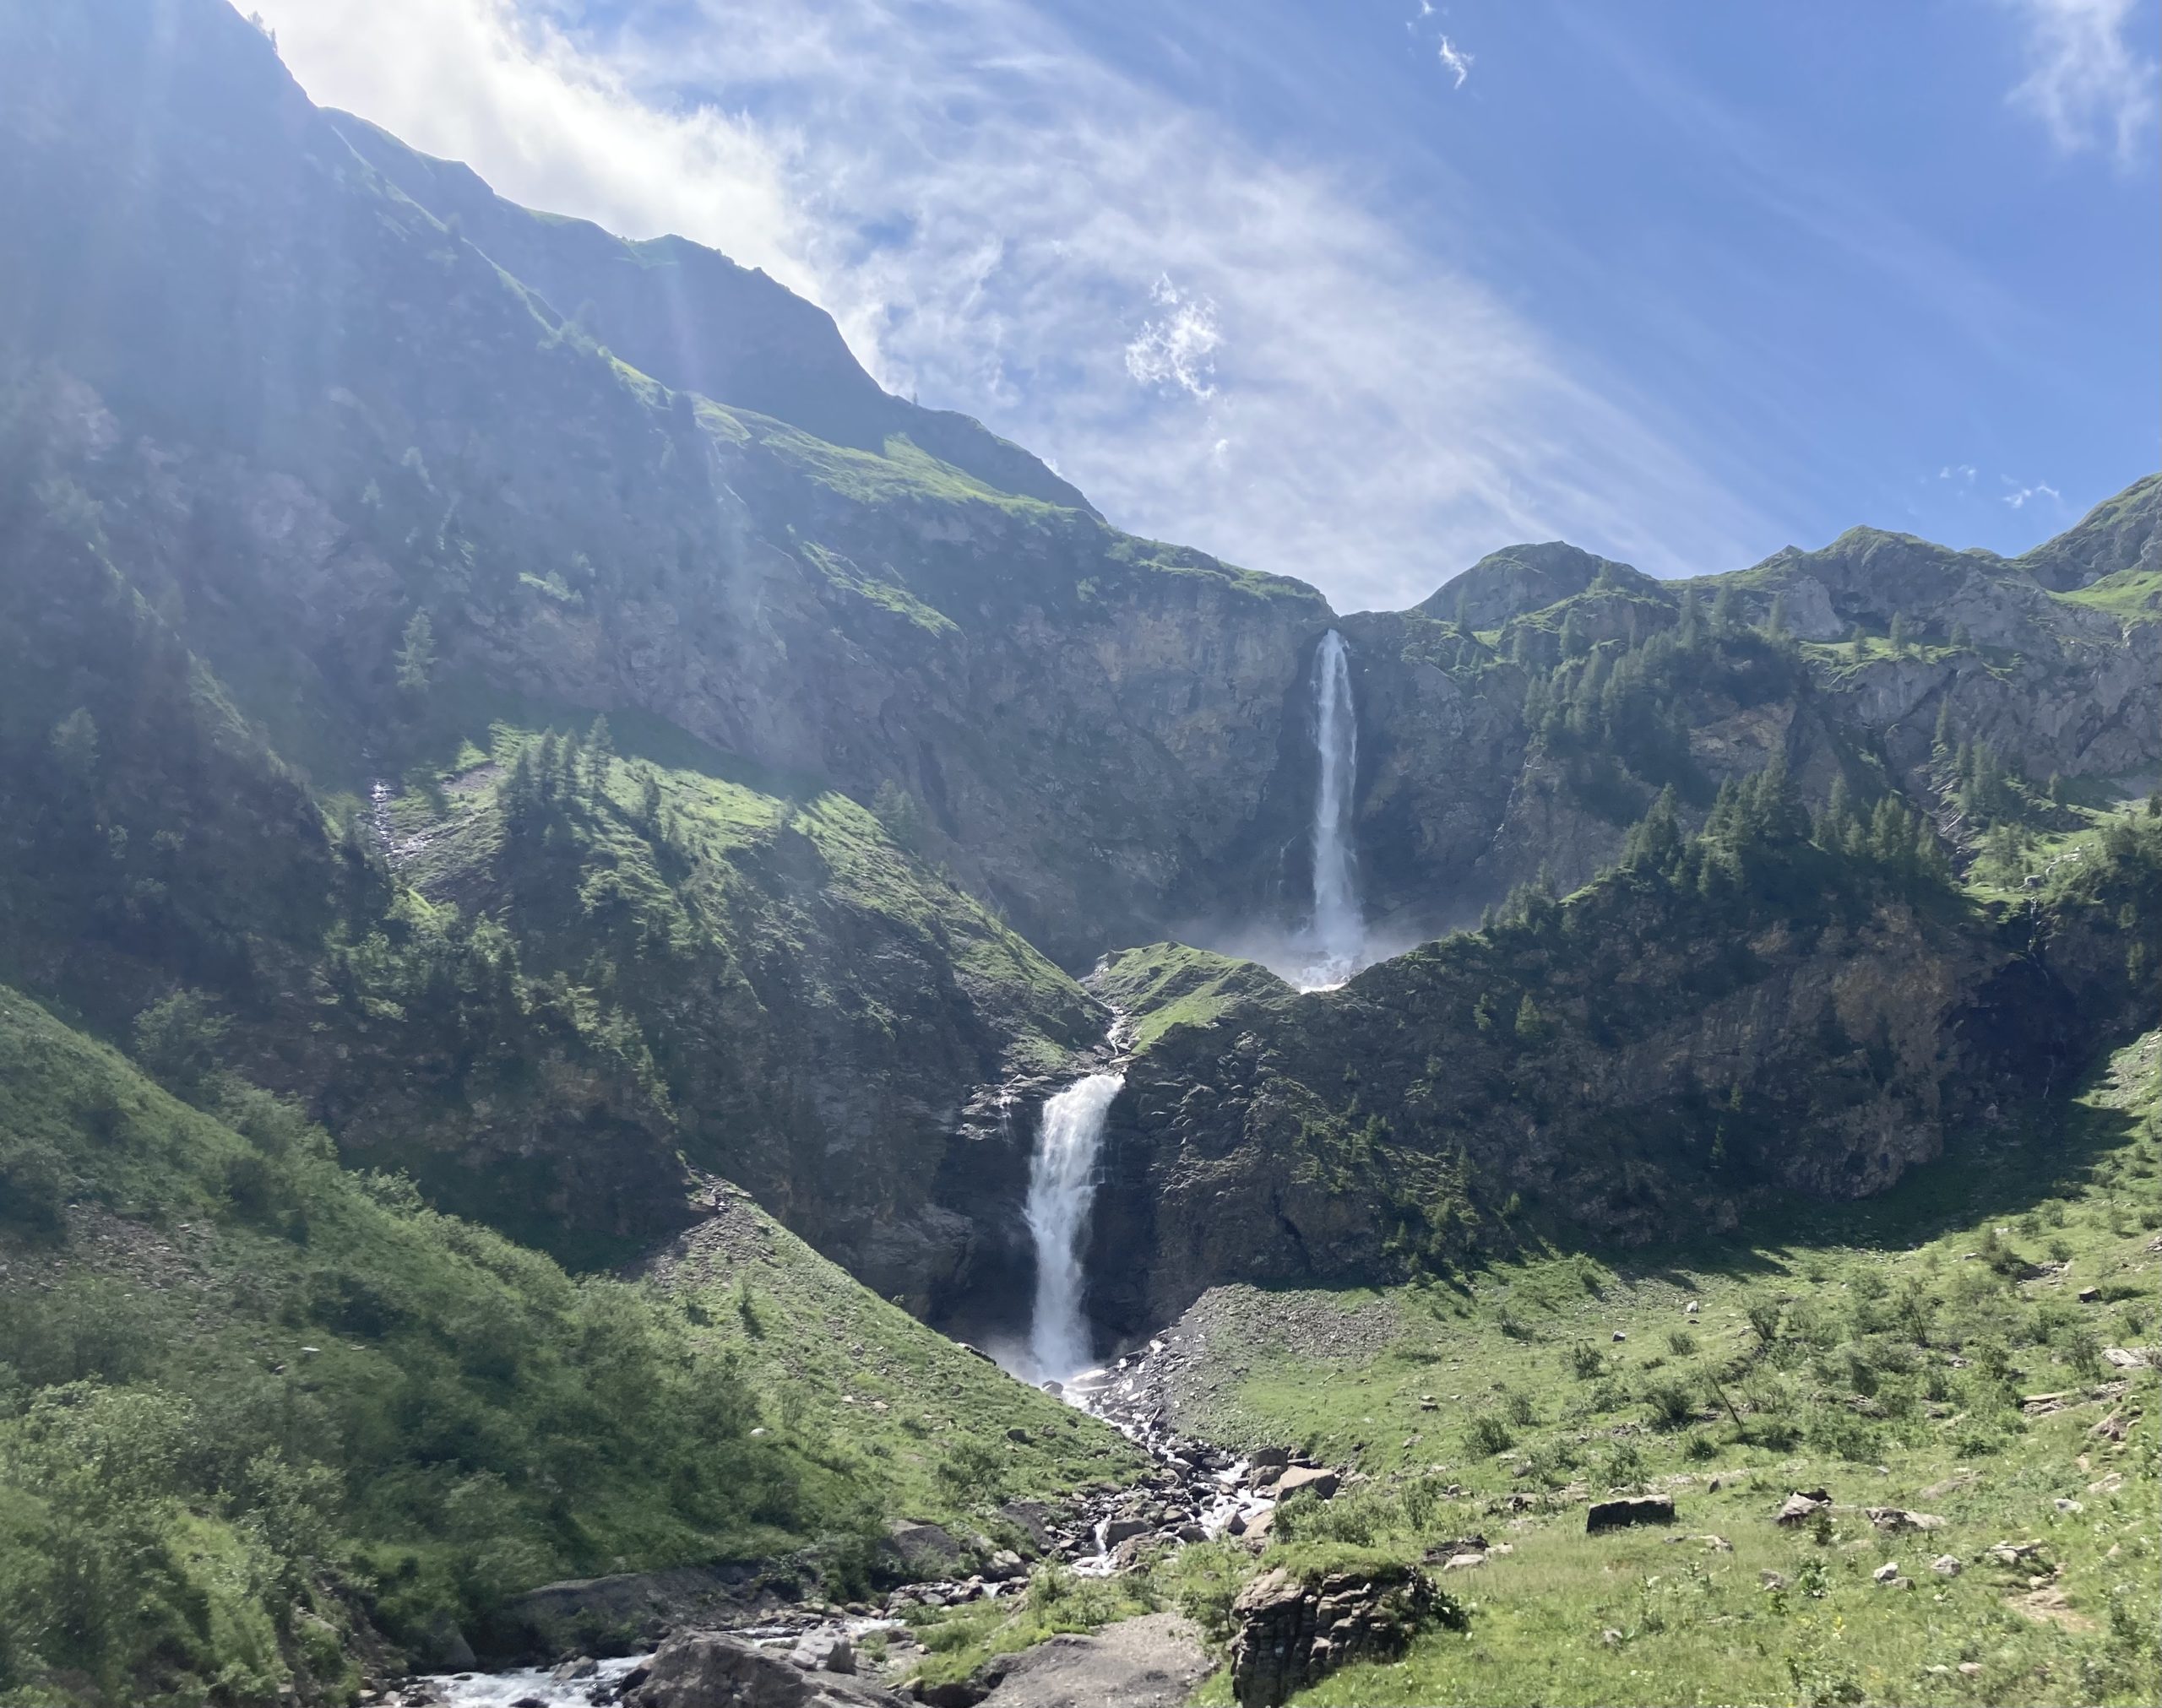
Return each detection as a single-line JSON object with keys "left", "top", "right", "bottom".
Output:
{"left": 982, "top": 1550, "right": 1025, "bottom": 1581}
{"left": 970, "top": 1611, "right": 1209, "bottom": 1708}
{"left": 790, "top": 1634, "right": 856, "bottom": 1675}
{"left": 1248, "top": 1447, "right": 1290, "bottom": 1472}
{"left": 2088, "top": 1472, "right": 2124, "bottom": 1494}
{"left": 1759, "top": 1571, "right": 1788, "bottom": 1591}
{"left": 1601, "top": 1628, "right": 1623, "bottom": 1646}
{"left": 1931, "top": 1555, "right": 1964, "bottom": 1577}
{"left": 1236, "top": 1509, "right": 1274, "bottom": 1545}
{"left": 1684, "top": 1301, "right": 1699, "bottom": 1315}
{"left": 627, "top": 1633, "right": 906, "bottom": 1705}
{"left": 1228, "top": 1563, "right": 1458, "bottom": 1706}
{"left": 2078, "top": 1287, "right": 2100, "bottom": 1303}
{"left": 1272, "top": 1467, "right": 1339, "bottom": 1501}
{"left": 1100, "top": 1517, "right": 1151, "bottom": 1548}
{"left": 2053, "top": 1498, "right": 2083, "bottom": 1514}
{"left": 2102, "top": 1347, "right": 2148, "bottom": 1369}
{"left": 551, "top": 1656, "right": 600, "bottom": 1681}
{"left": 1958, "top": 1662, "right": 1984, "bottom": 1677}
{"left": 1865, "top": 1507, "right": 1944, "bottom": 1532}
{"left": 997, "top": 1501, "right": 1058, "bottom": 1551}
{"left": 1920, "top": 1470, "right": 1977, "bottom": 1498}
{"left": 1611, "top": 1331, "right": 1627, "bottom": 1343}
{"left": 1585, "top": 1495, "right": 1676, "bottom": 1533}
{"left": 1698, "top": 1535, "right": 1732, "bottom": 1552}
{"left": 1774, "top": 1490, "right": 1832, "bottom": 1526}
{"left": 888, "top": 1521, "right": 964, "bottom": 1575}
{"left": 1174, "top": 1522, "right": 1208, "bottom": 1544}
{"left": 2090, "top": 1411, "right": 2133, "bottom": 1441}
{"left": 1441, "top": 1553, "right": 1484, "bottom": 1571}
{"left": 1987, "top": 1540, "right": 2046, "bottom": 1565}
{"left": 1871, "top": 1562, "right": 1901, "bottom": 1585}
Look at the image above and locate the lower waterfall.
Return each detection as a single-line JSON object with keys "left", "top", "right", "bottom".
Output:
{"left": 1024, "top": 1071, "right": 1125, "bottom": 1382}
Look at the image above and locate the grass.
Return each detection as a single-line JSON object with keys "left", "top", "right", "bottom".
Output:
{"left": 1138, "top": 1032, "right": 2161, "bottom": 1706}
{"left": 0, "top": 986, "right": 1145, "bottom": 1702}
{"left": 1095, "top": 942, "right": 1291, "bottom": 1050}
{"left": 2054, "top": 567, "right": 2162, "bottom": 622}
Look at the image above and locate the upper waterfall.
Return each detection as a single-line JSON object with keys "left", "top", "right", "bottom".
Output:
{"left": 1303, "top": 629, "right": 1365, "bottom": 989}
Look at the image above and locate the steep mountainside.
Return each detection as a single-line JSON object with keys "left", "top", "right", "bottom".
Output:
{"left": 1086, "top": 786, "right": 2161, "bottom": 1338}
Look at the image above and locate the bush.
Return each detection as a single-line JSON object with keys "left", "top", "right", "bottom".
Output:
{"left": 1567, "top": 1342, "right": 1604, "bottom": 1380}
{"left": 1465, "top": 1413, "right": 1514, "bottom": 1456}
{"left": 1645, "top": 1378, "right": 1698, "bottom": 1429}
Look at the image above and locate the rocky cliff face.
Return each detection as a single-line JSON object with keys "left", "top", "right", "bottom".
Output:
{"left": 1082, "top": 827, "right": 2159, "bottom": 1341}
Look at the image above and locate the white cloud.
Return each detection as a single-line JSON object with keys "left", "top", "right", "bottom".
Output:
{"left": 1938, "top": 464, "right": 1978, "bottom": 483}
{"left": 250, "top": 0, "right": 1768, "bottom": 612}
{"left": 2002, "top": 479, "right": 2063, "bottom": 507}
{"left": 1124, "top": 278, "right": 1221, "bottom": 399}
{"left": 1437, "top": 35, "right": 1474, "bottom": 89}
{"left": 2003, "top": 0, "right": 2160, "bottom": 162}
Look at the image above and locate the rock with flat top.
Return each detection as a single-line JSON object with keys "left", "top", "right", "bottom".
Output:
{"left": 627, "top": 1633, "right": 904, "bottom": 1706}
{"left": 1585, "top": 1495, "right": 1675, "bottom": 1532}
{"left": 1272, "top": 1467, "right": 1339, "bottom": 1501}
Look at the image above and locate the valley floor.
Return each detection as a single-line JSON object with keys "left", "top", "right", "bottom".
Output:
{"left": 892, "top": 1032, "right": 2162, "bottom": 1706}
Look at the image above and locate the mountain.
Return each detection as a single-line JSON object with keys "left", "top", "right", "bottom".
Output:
{"left": 0, "top": 1, "right": 2159, "bottom": 1700}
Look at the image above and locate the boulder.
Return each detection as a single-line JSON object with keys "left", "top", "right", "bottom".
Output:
{"left": 627, "top": 1633, "right": 906, "bottom": 1706}
{"left": 1227, "top": 1564, "right": 1459, "bottom": 1707}
{"left": 1274, "top": 1467, "right": 1339, "bottom": 1501}
{"left": 1932, "top": 1555, "right": 1964, "bottom": 1577}
{"left": 1440, "top": 1553, "right": 1484, "bottom": 1571}
{"left": 886, "top": 1521, "right": 964, "bottom": 1575}
{"left": 1865, "top": 1507, "right": 1944, "bottom": 1532}
{"left": 1248, "top": 1447, "right": 1291, "bottom": 1472}
{"left": 995, "top": 1500, "right": 1057, "bottom": 1551}
{"left": 1100, "top": 1517, "right": 1151, "bottom": 1548}
{"left": 1774, "top": 1490, "right": 1832, "bottom": 1526}
{"left": 1585, "top": 1496, "right": 1676, "bottom": 1533}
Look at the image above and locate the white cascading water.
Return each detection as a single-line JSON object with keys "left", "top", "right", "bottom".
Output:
{"left": 1024, "top": 1071, "right": 1125, "bottom": 1382}
{"left": 1304, "top": 628, "right": 1365, "bottom": 988}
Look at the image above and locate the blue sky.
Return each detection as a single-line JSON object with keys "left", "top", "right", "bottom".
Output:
{"left": 253, "top": 0, "right": 2159, "bottom": 612}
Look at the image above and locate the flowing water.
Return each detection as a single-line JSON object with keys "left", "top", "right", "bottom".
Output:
{"left": 1024, "top": 1071, "right": 1125, "bottom": 1382}
{"left": 1303, "top": 629, "right": 1365, "bottom": 989}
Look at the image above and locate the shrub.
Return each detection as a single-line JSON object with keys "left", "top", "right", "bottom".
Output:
{"left": 1645, "top": 1378, "right": 1698, "bottom": 1430}
{"left": 1465, "top": 1413, "right": 1514, "bottom": 1456}
{"left": 1567, "top": 1342, "right": 1604, "bottom": 1380}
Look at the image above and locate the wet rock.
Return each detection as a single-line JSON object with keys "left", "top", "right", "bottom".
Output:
{"left": 1584, "top": 1496, "right": 1675, "bottom": 1533}
{"left": 627, "top": 1632, "right": 905, "bottom": 1705}
{"left": 1100, "top": 1517, "right": 1151, "bottom": 1548}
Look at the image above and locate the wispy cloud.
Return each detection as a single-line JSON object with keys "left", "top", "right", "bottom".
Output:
{"left": 2003, "top": 0, "right": 2161, "bottom": 163}
{"left": 253, "top": 0, "right": 1768, "bottom": 611}
{"left": 1937, "top": 464, "right": 1978, "bottom": 483}
{"left": 2002, "top": 478, "right": 2063, "bottom": 508}
{"left": 1437, "top": 35, "right": 1474, "bottom": 89}
{"left": 1124, "top": 278, "right": 1221, "bottom": 399}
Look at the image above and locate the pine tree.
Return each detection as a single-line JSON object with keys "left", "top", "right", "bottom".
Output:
{"left": 1888, "top": 611, "right": 1909, "bottom": 652}
{"left": 1933, "top": 697, "right": 1955, "bottom": 755}
{"left": 1678, "top": 583, "right": 1705, "bottom": 649}
{"left": 1711, "top": 583, "right": 1738, "bottom": 633}
{"left": 395, "top": 610, "right": 436, "bottom": 697}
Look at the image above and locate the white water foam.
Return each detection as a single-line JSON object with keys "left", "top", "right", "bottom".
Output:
{"left": 1301, "top": 628, "right": 1365, "bottom": 989}
{"left": 1024, "top": 1071, "right": 1125, "bottom": 1382}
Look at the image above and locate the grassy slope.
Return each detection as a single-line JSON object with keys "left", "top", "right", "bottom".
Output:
{"left": 644, "top": 1189, "right": 1144, "bottom": 1531}
{"left": 1095, "top": 943, "right": 1292, "bottom": 1051}
{"left": 0, "top": 989, "right": 1139, "bottom": 1705}
{"left": 1132, "top": 1033, "right": 2160, "bottom": 1705}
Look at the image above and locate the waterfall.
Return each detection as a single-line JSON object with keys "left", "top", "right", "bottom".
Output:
{"left": 1024, "top": 1071, "right": 1125, "bottom": 1381}
{"left": 1305, "top": 629, "right": 1364, "bottom": 987}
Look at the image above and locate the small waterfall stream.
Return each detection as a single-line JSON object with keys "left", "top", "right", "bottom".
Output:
{"left": 1023, "top": 1070, "right": 1124, "bottom": 1382}
{"left": 1303, "top": 628, "right": 1365, "bottom": 988}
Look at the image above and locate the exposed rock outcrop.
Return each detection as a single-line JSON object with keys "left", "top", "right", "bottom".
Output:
{"left": 1227, "top": 1562, "right": 1457, "bottom": 1707}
